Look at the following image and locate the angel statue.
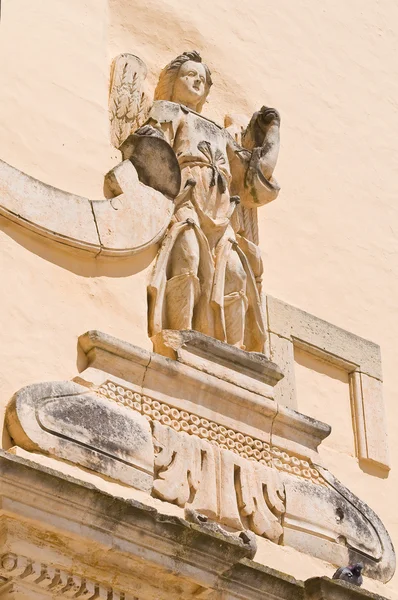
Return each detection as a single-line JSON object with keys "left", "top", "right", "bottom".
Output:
{"left": 109, "top": 51, "right": 281, "bottom": 352}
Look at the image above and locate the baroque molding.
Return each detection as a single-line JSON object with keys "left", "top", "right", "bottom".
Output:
{"left": 96, "top": 380, "right": 326, "bottom": 486}
{"left": 0, "top": 553, "right": 135, "bottom": 599}
{"left": 5, "top": 330, "right": 395, "bottom": 581}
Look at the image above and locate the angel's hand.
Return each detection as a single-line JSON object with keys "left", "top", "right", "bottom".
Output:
{"left": 257, "top": 106, "right": 280, "bottom": 127}
{"left": 242, "top": 107, "right": 281, "bottom": 150}
{"left": 135, "top": 124, "right": 165, "bottom": 140}
{"left": 253, "top": 107, "right": 280, "bottom": 144}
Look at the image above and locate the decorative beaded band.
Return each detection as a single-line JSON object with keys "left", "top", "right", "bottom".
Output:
{"left": 97, "top": 380, "right": 325, "bottom": 486}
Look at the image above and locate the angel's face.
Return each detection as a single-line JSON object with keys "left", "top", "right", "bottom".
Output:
{"left": 172, "top": 60, "right": 207, "bottom": 110}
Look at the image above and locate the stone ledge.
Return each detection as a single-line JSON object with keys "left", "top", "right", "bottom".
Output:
{"left": 0, "top": 452, "right": 391, "bottom": 600}
{"left": 152, "top": 329, "right": 284, "bottom": 387}
{"left": 305, "top": 577, "right": 388, "bottom": 600}
{"left": 215, "top": 559, "right": 305, "bottom": 600}
{"left": 78, "top": 329, "right": 331, "bottom": 458}
{"left": 0, "top": 450, "right": 256, "bottom": 596}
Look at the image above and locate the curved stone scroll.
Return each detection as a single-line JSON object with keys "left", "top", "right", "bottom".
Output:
{"left": 150, "top": 415, "right": 395, "bottom": 582}
{"left": 282, "top": 471, "right": 395, "bottom": 583}
{"left": 5, "top": 381, "right": 154, "bottom": 491}
{"left": 0, "top": 158, "right": 174, "bottom": 256}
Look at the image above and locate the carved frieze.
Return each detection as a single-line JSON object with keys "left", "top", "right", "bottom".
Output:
{"left": 153, "top": 421, "right": 285, "bottom": 542}
{"left": 0, "top": 552, "right": 133, "bottom": 600}
{"left": 3, "top": 330, "right": 396, "bottom": 582}
{"left": 97, "top": 380, "right": 326, "bottom": 486}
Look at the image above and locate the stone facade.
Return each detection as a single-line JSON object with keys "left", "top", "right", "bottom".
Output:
{"left": 1, "top": 3, "right": 398, "bottom": 600}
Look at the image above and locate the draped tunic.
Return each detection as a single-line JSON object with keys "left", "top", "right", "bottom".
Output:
{"left": 146, "top": 100, "right": 279, "bottom": 351}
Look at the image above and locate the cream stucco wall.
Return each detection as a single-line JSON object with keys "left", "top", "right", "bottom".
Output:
{"left": 1, "top": 0, "right": 398, "bottom": 596}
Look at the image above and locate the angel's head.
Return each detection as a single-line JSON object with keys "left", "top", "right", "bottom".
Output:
{"left": 154, "top": 51, "right": 212, "bottom": 112}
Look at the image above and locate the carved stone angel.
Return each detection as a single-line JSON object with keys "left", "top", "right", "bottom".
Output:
{"left": 110, "top": 51, "right": 281, "bottom": 352}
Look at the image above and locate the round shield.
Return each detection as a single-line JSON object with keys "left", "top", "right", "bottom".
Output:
{"left": 120, "top": 134, "right": 181, "bottom": 199}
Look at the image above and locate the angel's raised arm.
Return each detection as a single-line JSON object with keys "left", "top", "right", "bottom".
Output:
{"left": 227, "top": 107, "right": 281, "bottom": 209}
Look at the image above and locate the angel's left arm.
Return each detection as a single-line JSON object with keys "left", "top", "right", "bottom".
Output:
{"left": 226, "top": 109, "right": 281, "bottom": 209}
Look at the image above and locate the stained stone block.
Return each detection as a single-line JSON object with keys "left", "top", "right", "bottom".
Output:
{"left": 6, "top": 380, "right": 154, "bottom": 491}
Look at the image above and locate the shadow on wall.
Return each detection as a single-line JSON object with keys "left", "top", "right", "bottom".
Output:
{"left": 0, "top": 215, "right": 158, "bottom": 278}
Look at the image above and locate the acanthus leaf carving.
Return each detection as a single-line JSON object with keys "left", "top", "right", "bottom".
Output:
{"left": 152, "top": 421, "right": 285, "bottom": 543}
{"left": 97, "top": 380, "right": 326, "bottom": 487}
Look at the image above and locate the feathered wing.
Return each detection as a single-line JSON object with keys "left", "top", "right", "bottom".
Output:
{"left": 225, "top": 113, "right": 259, "bottom": 245}
{"left": 109, "top": 54, "right": 151, "bottom": 149}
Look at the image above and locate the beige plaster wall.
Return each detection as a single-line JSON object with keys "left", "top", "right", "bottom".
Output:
{"left": 294, "top": 348, "right": 355, "bottom": 457}
{"left": 0, "top": 0, "right": 116, "bottom": 197}
{"left": 1, "top": 0, "right": 398, "bottom": 595}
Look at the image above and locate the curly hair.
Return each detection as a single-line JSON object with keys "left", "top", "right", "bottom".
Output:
{"left": 154, "top": 51, "right": 212, "bottom": 113}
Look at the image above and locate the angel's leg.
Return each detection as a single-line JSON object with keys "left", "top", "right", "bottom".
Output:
{"left": 224, "top": 249, "right": 248, "bottom": 348}
{"left": 166, "top": 228, "right": 200, "bottom": 331}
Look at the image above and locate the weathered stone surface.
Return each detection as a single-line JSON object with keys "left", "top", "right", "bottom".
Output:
{"left": 0, "top": 451, "right": 260, "bottom": 599}
{"left": 354, "top": 373, "right": 390, "bottom": 469}
{"left": 269, "top": 332, "right": 297, "bottom": 408}
{"left": 98, "top": 159, "right": 174, "bottom": 254}
{"left": 271, "top": 404, "right": 331, "bottom": 454}
{"left": 0, "top": 159, "right": 99, "bottom": 252}
{"left": 215, "top": 559, "right": 305, "bottom": 600}
{"left": 119, "top": 134, "right": 181, "bottom": 199}
{"left": 152, "top": 329, "right": 283, "bottom": 395}
{"left": 315, "top": 465, "right": 396, "bottom": 584}
{"left": 5, "top": 380, "right": 154, "bottom": 490}
{"left": 78, "top": 330, "right": 329, "bottom": 460}
{"left": 153, "top": 421, "right": 285, "bottom": 542}
{"left": 0, "top": 552, "right": 131, "bottom": 600}
{"left": 4, "top": 331, "right": 395, "bottom": 583}
{"left": 0, "top": 451, "right": 391, "bottom": 598}
{"left": 109, "top": 53, "right": 150, "bottom": 149}
{"left": 137, "top": 51, "right": 281, "bottom": 352}
{"left": 305, "top": 577, "right": 388, "bottom": 600}
{"left": 282, "top": 473, "right": 392, "bottom": 578}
